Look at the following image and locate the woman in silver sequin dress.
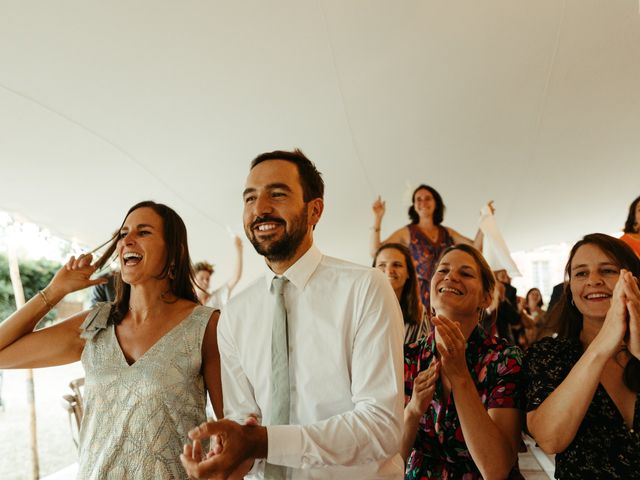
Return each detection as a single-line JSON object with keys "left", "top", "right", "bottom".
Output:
{"left": 0, "top": 201, "right": 222, "bottom": 479}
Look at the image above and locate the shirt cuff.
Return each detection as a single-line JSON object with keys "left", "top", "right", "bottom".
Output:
{"left": 267, "top": 425, "right": 303, "bottom": 468}
{"left": 244, "top": 459, "right": 264, "bottom": 478}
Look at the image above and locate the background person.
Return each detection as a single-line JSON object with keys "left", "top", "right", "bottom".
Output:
{"left": 518, "top": 288, "right": 546, "bottom": 348}
{"left": 620, "top": 194, "right": 640, "bottom": 257}
{"left": 373, "top": 243, "right": 428, "bottom": 344}
{"left": 370, "top": 185, "right": 491, "bottom": 313}
{"left": 194, "top": 235, "right": 244, "bottom": 309}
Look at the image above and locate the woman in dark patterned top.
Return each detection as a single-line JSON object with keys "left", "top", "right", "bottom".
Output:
{"left": 524, "top": 233, "right": 640, "bottom": 479}
{"left": 373, "top": 243, "right": 428, "bottom": 345}
{"left": 370, "top": 185, "right": 492, "bottom": 312}
{"left": 403, "top": 244, "right": 524, "bottom": 479}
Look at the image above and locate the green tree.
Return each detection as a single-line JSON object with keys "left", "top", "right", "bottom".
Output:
{"left": 0, "top": 254, "right": 61, "bottom": 326}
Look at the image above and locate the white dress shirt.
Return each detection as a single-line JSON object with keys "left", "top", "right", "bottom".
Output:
{"left": 217, "top": 245, "right": 405, "bottom": 479}
{"left": 205, "top": 284, "right": 230, "bottom": 310}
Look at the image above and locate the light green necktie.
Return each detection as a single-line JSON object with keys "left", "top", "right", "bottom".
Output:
{"left": 264, "top": 276, "right": 289, "bottom": 480}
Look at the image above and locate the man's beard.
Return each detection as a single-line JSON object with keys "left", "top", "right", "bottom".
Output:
{"left": 246, "top": 208, "right": 308, "bottom": 263}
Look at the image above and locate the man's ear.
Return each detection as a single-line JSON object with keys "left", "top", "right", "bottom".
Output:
{"left": 307, "top": 198, "right": 324, "bottom": 227}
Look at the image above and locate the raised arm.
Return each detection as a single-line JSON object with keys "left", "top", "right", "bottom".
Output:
{"left": 370, "top": 196, "right": 409, "bottom": 257}
{"left": 225, "top": 236, "right": 244, "bottom": 295}
{"left": 0, "top": 253, "right": 106, "bottom": 369}
{"left": 526, "top": 272, "right": 632, "bottom": 453}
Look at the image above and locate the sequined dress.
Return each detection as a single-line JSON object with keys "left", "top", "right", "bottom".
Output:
{"left": 77, "top": 303, "right": 213, "bottom": 479}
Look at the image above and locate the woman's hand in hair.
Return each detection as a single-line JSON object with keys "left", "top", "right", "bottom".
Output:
{"left": 46, "top": 253, "right": 107, "bottom": 301}
{"left": 406, "top": 359, "right": 439, "bottom": 418}
{"left": 623, "top": 271, "right": 640, "bottom": 359}
{"left": 433, "top": 315, "right": 469, "bottom": 384}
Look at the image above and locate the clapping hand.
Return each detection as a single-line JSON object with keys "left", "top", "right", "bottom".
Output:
{"left": 406, "top": 359, "right": 440, "bottom": 418}
{"left": 433, "top": 315, "right": 470, "bottom": 384}
{"left": 594, "top": 271, "right": 632, "bottom": 357}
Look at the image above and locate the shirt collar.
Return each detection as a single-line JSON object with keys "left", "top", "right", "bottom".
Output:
{"left": 263, "top": 244, "right": 323, "bottom": 292}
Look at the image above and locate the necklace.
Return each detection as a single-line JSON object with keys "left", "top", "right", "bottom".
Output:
{"left": 420, "top": 225, "right": 439, "bottom": 242}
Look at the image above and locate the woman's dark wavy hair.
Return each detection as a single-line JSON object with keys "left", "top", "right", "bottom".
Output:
{"left": 408, "top": 184, "right": 445, "bottom": 225}
{"left": 93, "top": 201, "right": 198, "bottom": 323}
{"left": 623, "top": 195, "right": 640, "bottom": 233}
{"left": 524, "top": 288, "right": 544, "bottom": 314}
{"left": 373, "top": 243, "right": 422, "bottom": 326}
{"left": 548, "top": 233, "right": 640, "bottom": 392}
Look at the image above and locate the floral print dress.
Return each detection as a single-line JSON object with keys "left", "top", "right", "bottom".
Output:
{"left": 407, "top": 224, "right": 454, "bottom": 313}
{"left": 524, "top": 336, "right": 640, "bottom": 479}
{"left": 404, "top": 327, "right": 524, "bottom": 479}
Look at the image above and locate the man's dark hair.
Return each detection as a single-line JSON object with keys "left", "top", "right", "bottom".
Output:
{"left": 251, "top": 149, "right": 324, "bottom": 202}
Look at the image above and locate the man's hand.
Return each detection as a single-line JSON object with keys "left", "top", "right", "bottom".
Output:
{"left": 180, "top": 418, "right": 267, "bottom": 480}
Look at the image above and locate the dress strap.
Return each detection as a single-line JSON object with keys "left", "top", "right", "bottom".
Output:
{"left": 79, "top": 302, "right": 113, "bottom": 340}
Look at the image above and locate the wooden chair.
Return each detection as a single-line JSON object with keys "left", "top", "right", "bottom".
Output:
{"left": 61, "top": 377, "right": 84, "bottom": 448}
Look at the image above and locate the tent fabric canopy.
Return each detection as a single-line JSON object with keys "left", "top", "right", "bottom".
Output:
{"left": 1, "top": 1, "right": 639, "bottom": 286}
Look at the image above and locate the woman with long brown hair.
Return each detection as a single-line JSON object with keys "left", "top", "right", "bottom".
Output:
{"left": 524, "top": 233, "right": 640, "bottom": 479}
{"left": 0, "top": 201, "right": 222, "bottom": 479}
{"left": 373, "top": 243, "right": 427, "bottom": 344}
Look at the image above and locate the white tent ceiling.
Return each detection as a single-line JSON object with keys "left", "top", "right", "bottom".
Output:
{"left": 1, "top": 0, "right": 639, "bottom": 287}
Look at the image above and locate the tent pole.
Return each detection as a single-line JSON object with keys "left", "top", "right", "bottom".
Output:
{"left": 8, "top": 245, "right": 40, "bottom": 480}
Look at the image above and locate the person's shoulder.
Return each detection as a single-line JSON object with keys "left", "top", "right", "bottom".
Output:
{"left": 525, "top": 336, "right": 580, "bottom": 367}
{"left": 528, "top": 335, "right": 575, "bottom": 353}
{"left": 320, "top": 254, "right": 372, "bottom": 272}
{"left": 319, "top": 255, "right": 386, "bottom": 284}
{"left": 223, "top": 277, "right": 265, "bottom": 310}
{"left": 478, "top": 331, "right": 523, "bottom": 364}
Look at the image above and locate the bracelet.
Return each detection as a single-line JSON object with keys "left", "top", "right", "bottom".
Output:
{"left": 38, "top": 289, "right": 55, "bottom": 310}
{"left": 371, "top": 227, "right": 380, "bottom": 232}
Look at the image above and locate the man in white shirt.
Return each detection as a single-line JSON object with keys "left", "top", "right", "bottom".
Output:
{"left": 181, "top": 149, "right": 404, "bottom": 479}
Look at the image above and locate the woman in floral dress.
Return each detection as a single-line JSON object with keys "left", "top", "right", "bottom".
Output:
{"left": 370, "top": 185, "right": 490, "bottom": 313}
{"left": 403, "top": 244, "right": 523, "bottom": 479}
